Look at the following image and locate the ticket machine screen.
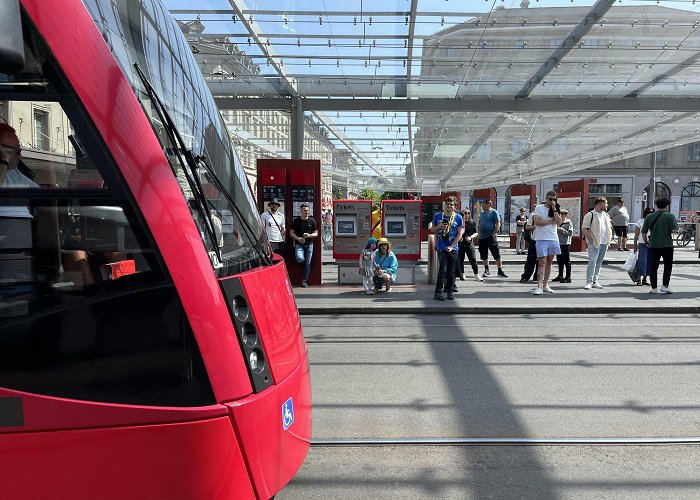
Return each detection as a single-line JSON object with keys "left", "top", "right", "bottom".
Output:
{"left": 385, "top": 215, "right": 406, "bottom": 237}
{"left": 335, "top": 215, "right": 357, "bottom": 236}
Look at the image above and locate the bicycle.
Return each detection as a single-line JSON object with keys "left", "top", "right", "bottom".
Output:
{"left": 676, "top": 224, "right": 695, "bottom": 246}
{"left": 322, "top": 224, "right": 333, "bottom": 249}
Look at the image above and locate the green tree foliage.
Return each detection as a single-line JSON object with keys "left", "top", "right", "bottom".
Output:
{"left": 380, "top": 191, "right": 407, "bottom": 201}
{"left": 358, "top": 188, "right": 381, "bottom": 210}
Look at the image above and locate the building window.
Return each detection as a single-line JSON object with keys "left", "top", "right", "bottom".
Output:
{"left": 680, "top": 182, "right": 700, "bottom": 215}
{"left": 687, "top": 143, "right": 700, "bottom": 161}
{"left": 654, "top": 149, "right": 666, "bottom": 161}
{"left": 512, "top": 139, "right": 527, "bottom": 155}
{"left": 34, "top": 110, "right": 49, "bottom": 150}
{"left": 589, "top": 183, "right": 622, "bottom": 209}
{"left": 474, "top": 143, "right": 491, "bottom": 161}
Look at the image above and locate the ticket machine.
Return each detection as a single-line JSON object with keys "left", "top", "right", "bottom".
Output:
{"left": 382, "top": 200, "right": 421, "bottom": 260}
{"left": 380, "top": 200, "right": 421, "bottom": 284}
{"left": 333, "top": 200, "right": 373, "bottom": 284}
{"left": 333, "top": 200, "right": 373, "bottom": 260}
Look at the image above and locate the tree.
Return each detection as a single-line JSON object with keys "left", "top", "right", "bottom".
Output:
{"left": 358, "top": 188, "right": 381, "bottom": 210}
{"left": 380, "top": 191, "right": 407, "bottom": 201}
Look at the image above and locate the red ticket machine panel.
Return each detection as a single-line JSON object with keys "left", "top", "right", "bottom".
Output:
{"left": 381, "top": 200, "right": 421, "bottom": 261}
{"left": 333, "top": 200, "right": 373, "bottom": 260}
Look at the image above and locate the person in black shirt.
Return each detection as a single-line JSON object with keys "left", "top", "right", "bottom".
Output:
{"left": 457, "top": 210, "right": 482, "bottom": 281}
{"left": 289, "top": 203, "right": 318, "bottom": 287}
{"left": 515, "top": 207, "right": 528, "bottom": 254}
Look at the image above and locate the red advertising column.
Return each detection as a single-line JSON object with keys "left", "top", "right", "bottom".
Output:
{"left": 508, "top": 184, "right": 536, "bottom": 248}
{"left": 257, "top": 159, "right": 322, "bottom": 286}
{"left": 557, "top": 179, "right": 590, "bottom": 252}
{"left": 472, "top": 188, "right": 495, "bottom": 216}
{"left": 420, "top": 192, "right": 460, "bottom": 241}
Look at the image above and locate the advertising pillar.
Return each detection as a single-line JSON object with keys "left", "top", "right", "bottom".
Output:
{"left": 472, "top": 188, "right": 495, "bottom": 216}
{"left": 509, "top": 184, "right": 537, "bottom": 248}
{"left": 257, "top": 159, "right": 322, "bottom": 286}
{"left": 557, "top": 179, "right": 590, "bottom": 252}
{"left": 333, "top": 199, "right": 373, "bottom": 284}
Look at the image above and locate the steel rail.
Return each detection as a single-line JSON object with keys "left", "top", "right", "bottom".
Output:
{"left": 312, "top": 436, "right": 700, "bottom": 446}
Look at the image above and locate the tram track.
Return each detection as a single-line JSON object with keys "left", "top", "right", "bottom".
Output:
{"left": 311, "top": 436, "right": 700, "bottom": 446}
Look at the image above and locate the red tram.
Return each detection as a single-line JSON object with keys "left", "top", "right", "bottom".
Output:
{"left": 0, "top": 1, "right": 310, "bottom": 498}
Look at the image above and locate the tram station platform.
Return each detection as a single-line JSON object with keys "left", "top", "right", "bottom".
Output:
{"left": 293, "top": 243, "right": 700, "bottom": 315}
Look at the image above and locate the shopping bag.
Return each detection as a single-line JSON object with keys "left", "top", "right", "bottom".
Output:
{"left": 621, "top": 251, "right": 638, "bottom": 272}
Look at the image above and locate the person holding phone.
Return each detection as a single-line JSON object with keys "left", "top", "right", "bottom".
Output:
{"left": 431, "top": 195, "right": 464, "bottom": 301}
{"left": 531, "top": 191, "right": 562, "bottom": 295}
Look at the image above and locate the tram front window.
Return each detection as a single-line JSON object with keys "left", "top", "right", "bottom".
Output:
{"left": 0, "top": 21, "right": 214, "bottom": 407}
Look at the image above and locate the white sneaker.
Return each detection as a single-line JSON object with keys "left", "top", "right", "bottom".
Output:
{"left": 584, "top": 283, "right": 592, "bottom": 290}
{"left": 649, "top": 288, "right": 660, "bottom": 294}
{"left": 592, "top": 282, "right": 603, "bottom": 289}
{"left": 660, "top": 286, "right": 673, "bottom": 294}
{"left": 543, "top": 286, "right": 554, "bottom": 293}
{"left": 474, "top": 274, "right": 483, "bottom": 282}
{"left": 366, "top": 290, "right": 374, "bottom": 295}
{"left": 531, "top": 287, "right": 543, "bottom": 295}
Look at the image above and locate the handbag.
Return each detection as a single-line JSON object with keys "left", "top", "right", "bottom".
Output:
{"left": 621, "top": 251, "right": 638, "bottom": 272}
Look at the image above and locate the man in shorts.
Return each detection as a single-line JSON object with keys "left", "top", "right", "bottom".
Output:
{"left": 531, "top": 191, "right": 562, "bottom": 295}
{"left": 477, "top": 199, "right": 508, "bottom": 278}
{"left": 608, "top": 199, "right": 630, "bottom": 251}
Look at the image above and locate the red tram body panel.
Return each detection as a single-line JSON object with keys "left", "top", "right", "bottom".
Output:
{"left": 0, "top": 1, "right": 311, "bottom": 498}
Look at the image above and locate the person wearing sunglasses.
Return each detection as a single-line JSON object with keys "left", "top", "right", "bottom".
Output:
{"left": 530, "top": 191, "right": 562, "bottom": 295}
{"left": 457, "top": 210, "right": 482, "bottom": 282}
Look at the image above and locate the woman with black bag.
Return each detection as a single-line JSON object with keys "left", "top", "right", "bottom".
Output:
{"left": 457, "top": 210, "right": 483, "bottom": 281}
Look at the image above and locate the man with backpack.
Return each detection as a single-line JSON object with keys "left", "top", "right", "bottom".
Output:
{"left": 581, "top": 197, "right": 614, "bottom": 290}
{"left": 641, "top": 197, "right": 679, "bottom": 294}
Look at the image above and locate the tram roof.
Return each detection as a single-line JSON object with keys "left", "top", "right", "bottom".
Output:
{"left": 166, "top": 0, "right": 700, "bottom": 193}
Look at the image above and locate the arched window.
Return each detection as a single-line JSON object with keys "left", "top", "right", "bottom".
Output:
{"left": 680, "top": 182, "right": 700, "bottom": 214}
{"left": 643, "top": 182, "right": 671, "bottom": 210}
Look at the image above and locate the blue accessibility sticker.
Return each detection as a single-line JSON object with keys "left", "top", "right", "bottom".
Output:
{"left": 282, "top": 397, "right": 294, "bottom": 431}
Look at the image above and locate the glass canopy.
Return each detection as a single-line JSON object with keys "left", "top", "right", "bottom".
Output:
{"left": 165, "top": 0, "right": 700, "bottom": 192}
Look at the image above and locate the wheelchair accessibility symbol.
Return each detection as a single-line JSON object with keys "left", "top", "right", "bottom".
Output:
{"left": 282, "top": 397, "right": 294, "bottom": 431}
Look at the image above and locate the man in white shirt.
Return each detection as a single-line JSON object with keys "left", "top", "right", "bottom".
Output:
{"left": 581, "top": 196, "right": 614, "bottom": 290}
{"left": 608, "top": 199, "right": 630, "bottom": 251}
{"left": 0, "top": 124, "right": 38, "bottom": 188}
{"left": 261, "top": 198, "right": 286, "bottom": 257}
{"left": 531, "top": 191, "right": 562, "bottom": 295}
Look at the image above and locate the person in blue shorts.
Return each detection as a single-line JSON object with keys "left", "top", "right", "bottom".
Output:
{"left": 531, "top": 191, "right": 562, "bottom": 295}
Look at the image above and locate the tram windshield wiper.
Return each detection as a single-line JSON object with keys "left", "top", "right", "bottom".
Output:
{"left": 133, "top": 63, "right": 222, "bottom": 268}
{"left": 193, "top": 154, "right": 272, "bottom": 267}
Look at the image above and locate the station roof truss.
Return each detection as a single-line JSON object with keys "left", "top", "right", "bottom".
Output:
{"left": 167, "top": 0, "right": 700, "bottom": 193}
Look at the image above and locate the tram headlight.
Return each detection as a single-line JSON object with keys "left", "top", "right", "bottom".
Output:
{"left": 249, "top": 351, "right": 258, "bottom": 371}
{"left": 249, "top": 349, "right": 265, "bottom": 374}
{"left": 241, "top": 322, "right": 258, "bottom": 348}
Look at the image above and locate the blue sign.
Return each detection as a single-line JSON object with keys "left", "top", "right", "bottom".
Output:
{"left": 282, "top": 397, "right": 294, "bottom": 431}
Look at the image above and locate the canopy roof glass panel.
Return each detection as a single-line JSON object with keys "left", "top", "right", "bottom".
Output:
{"left": 165, "top": 0, "right": 700, "bottom": 191}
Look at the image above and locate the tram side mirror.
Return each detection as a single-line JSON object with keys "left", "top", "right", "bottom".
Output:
{"left": 0, "top": 0, "right": 26, "bottom": 75}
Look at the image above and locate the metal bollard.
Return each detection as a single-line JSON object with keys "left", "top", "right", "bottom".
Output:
{"left": 427, "top": 234, "right": 437, "bottom": 284}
